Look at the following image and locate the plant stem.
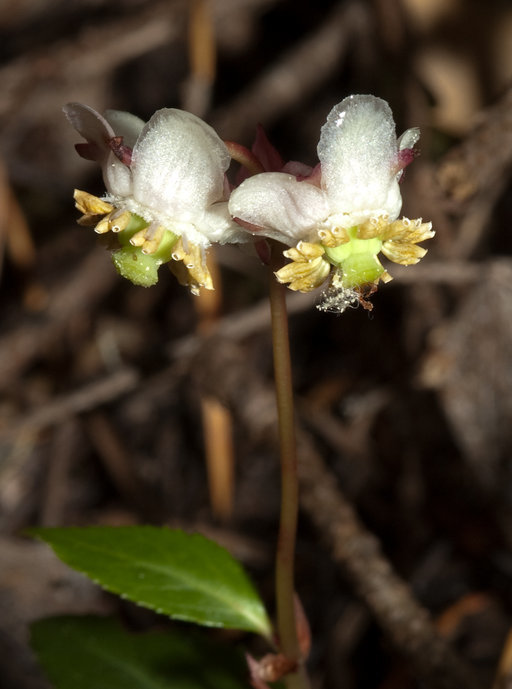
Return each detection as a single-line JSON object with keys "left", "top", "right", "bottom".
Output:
{"left": 268, "top": 242, "right": 310, "bottom": 689}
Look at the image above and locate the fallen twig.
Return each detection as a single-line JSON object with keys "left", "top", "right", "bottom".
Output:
{"left": 193, "top": 339, "right": 479, "bottom": 689}
{"left": 0, "top": 249, "right": 117, "bottom": 388}
{"left": 2, "top": 367, "right": 139, "bottom": 440}
{"left": 211, "top": 1, "right": 367, "bottom": 141}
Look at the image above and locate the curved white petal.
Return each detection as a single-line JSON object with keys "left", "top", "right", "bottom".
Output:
{"left": 398, "top": 127, "right": 420, "bottom": 151}
{"left": 130, "top": 109, "right": 230, "bottom": 222}
{"left": 201, "top": 202, "right": 251, "bottom": 245}
{"left": 104, "top": 110, "right": 145, "bottom": 147}
{"left": 63, "top": 103, "right": 114, "bottom": 157}
{"left": 228, "top": 173, "right": 330, "bottom": 246}
{"left": 102, "top": 111, "right": 144, "bottom": 198}
{"left": 64, "top": 103, "right": 136, "bottom": 198}
{"left": 317, "top": 95, "right": 402, "bottom": 218}
{"left": 102, "top": 152, "right": 132, "bottom": 198}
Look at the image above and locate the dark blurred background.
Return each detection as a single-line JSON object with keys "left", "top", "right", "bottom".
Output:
{"left": 1, "top": 1, "right": 512, "bottom": 688}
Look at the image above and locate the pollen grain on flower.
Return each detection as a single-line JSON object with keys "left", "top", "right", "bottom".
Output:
{"left": 317, "top": 273, "right": 359, "bottom": 314}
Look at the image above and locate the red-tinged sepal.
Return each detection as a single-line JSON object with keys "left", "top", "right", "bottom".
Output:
{"left": 255, "top": 238, "right": 271, "bottom": 265}
{"left": 294, "top": 594, "right": 312, "bottom": 660}
{"left": 75, "top": 142, "right": 103, "bottom": 162}
{"left": 108, "top": 136, "right": 133, "bottom": 166}
{"left": 251, "top": 124, "right": 284, "bottom": 173}
{"left": 225, "top": 140, "right": 265, "bottom": 180}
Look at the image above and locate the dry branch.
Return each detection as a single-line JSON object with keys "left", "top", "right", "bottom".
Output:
{"left": 437, "top": 85, "right": 512, "bottom": 205}
{"left": 193, "top": 339, "right": 478, "bottom": 689}
{"left": 0, "top": 249, "right": 116, "bottom": 388}
{"left": 297, "top": 440, "right": 480, "bottom": 689}
{"left": 2, "top": 368, "right": 139, "bottom": 440}
{"left": 211, "top": 1, "right": 367, "bottom": 141}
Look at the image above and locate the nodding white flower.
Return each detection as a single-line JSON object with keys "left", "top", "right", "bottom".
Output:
{"left": 228, "top": 94, "right": 434, "bottom": 310}
{"left": 64, "top": 103, "right": 244, "bottom": 292}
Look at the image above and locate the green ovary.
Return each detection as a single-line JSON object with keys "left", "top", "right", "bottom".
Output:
{"left": 112, "top": 214, "right": 179, "bottom": 287}
{"left": 323, "top": 227, "right": 384, "bottom": 288}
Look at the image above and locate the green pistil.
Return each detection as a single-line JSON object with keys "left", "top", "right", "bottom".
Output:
{"left": 117, "top": 213, "right": 148, "bottom": 242}
{"left": 323, "top": 226, "right": 384, "bottom": 288}
{"left": 112, "top": 214, "right": 179, "bottom": 287}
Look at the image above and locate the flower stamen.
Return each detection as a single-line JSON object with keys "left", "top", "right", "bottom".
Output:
{"left": 380, "top": 217, "right": 434, "bottom": 266}
{"left": 275, "top": 241, "right": 331, "bottom": 292}
{"left": 129, "top": 223, "right": 166, "bottom": 255}
{"left": 109, "top": 210, "right": 131, "bottom": 233}
{"left": 170, "top": 237, "right": 213, "bottom": 295}
{"left": 317, "top": 225, "right": 350, "bottom": 247}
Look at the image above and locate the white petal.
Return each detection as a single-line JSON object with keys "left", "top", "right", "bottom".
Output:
{"left": 317, "top": 95, "right": 402, "bottom": 218}
{"left": 103, "top": 111, "right": 144, "bottom": 198}
{"left": 398, "top": 127, "right": 420, "bottom": 151}
{"left": 201, "top": 202, "right": 251, "bottom": 245}
{"left": 63, "top": 102, "right": 114, "bottom": 157}
{"left": 103, "top": 152, "right": 133, "bottom": 198}
{"left": 104, "top": 110, "right": 145, "bottom": 147}
{"left": 130, "top": 109, "right": 230, "bottom": 222}
{"left": 64, "top": 103, "right": 135, "bottom": 198}
{"left": 228, "top": 173, "right": 329, "bottom": 246}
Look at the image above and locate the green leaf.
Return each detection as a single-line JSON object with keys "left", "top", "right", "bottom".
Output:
{"left": 29, "top": 526, "right": 271, "bottom": 637}
{"left": 31, "top": 615, "right": 247, "bottom": 689}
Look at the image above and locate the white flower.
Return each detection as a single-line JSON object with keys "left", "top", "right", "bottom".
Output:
{"left": 64, "top": 103, "right": 244, "bottom": 291}
{"left": 228, "top": 95, "right": 433, "bottom": 300}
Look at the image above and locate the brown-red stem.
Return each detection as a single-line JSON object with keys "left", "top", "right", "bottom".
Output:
{"left": 268, "top": 241, "right": 310, "bottom": 689}
{"left": 224, "top": 140, "right": 265, "bottom": 176}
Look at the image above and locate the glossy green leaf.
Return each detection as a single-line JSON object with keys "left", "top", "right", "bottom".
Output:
{"left": 31, "top": 615, "right": 247, "bottom": 689}
{"left": 29, "top": 526, "right": 271, "bottom": 637}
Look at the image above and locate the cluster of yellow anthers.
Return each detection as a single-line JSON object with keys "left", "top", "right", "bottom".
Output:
{"left": 226, "top": 95, "right": 435, "bottom": 311}
{"left": 275, "top": 215, "right": 435, "bottom": 293}
{"left": 74, "top": 189, "right": 129, "bottom": 234}
{"left": 359, "top": 215, "right": 435, "bottom": 265}
{"left": 275, "top": 242, "right": 330, "bottom": 293}
{"left": 65, "top": 103, "right": 244, "bottom": 292}
{"left": 74, "top": 189, "right": 212, "bottom": 294}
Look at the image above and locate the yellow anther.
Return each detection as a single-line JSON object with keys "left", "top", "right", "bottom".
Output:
{"left": 276, "top": 242, "right": 331, "bottom": 292}
{"left": 316, "top": 225, "right": 349, "bottom": 247}
{"left": 379, "top": 217, "right": 434, "bottom": 266}
{"left": 94, "top": 216, "right": 112, "bottom": 234}
{"left": 169, "top": 237, "right": 213, "bottom": 293}
{"left": 129, "top": 230, "right": 146, "bottom": 247}
{"left": 74, "top": 189, "right": 113, "bottom": 216}
{"left": 109, "top": 211, "right": 131, "bottom": 233}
